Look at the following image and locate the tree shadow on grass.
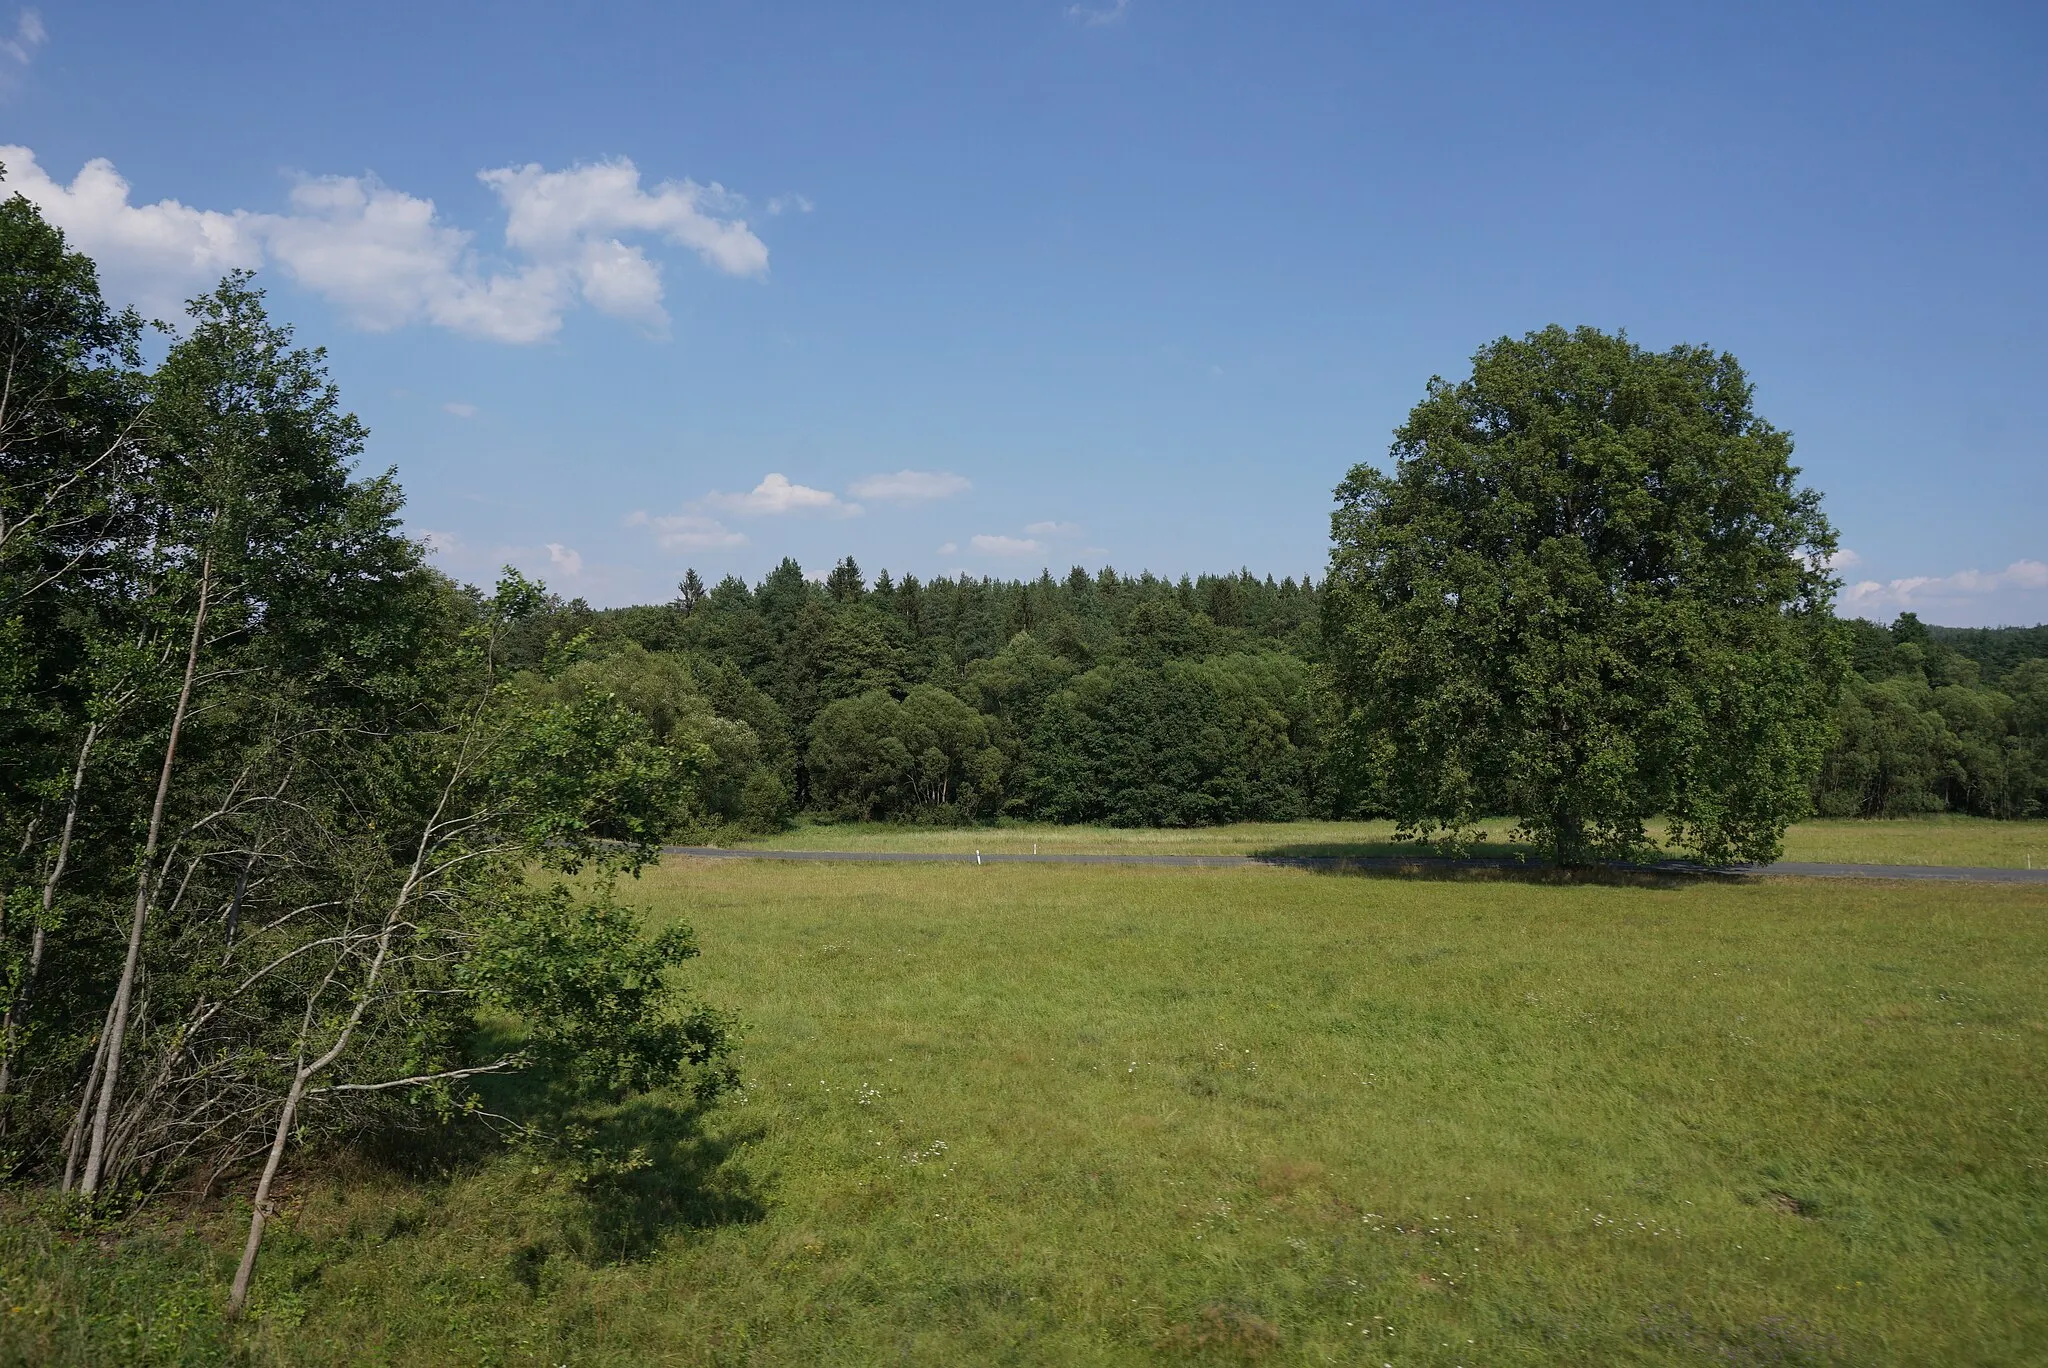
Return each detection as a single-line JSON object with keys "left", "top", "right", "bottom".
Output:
{"left": 1247, "top": 836, "right": 1536, "bottom": 863}
{"left": 560, "top": 1093, "right": 768, "bottom": 1263}
{"left": 1248, "top": 846, "right": 1752, "bottom": 891}
{"left": 352, "top": 1027, "right": 768, "bottom": 1264}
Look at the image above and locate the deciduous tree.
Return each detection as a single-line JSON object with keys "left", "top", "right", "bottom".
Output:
{"left": 1323, "top": 326, "right": 1843, "bottom": 864}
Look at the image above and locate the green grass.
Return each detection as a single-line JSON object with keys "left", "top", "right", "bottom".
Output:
{"left": 4, "top": 859, "right": 2046, "bottom": 1364}
{"left": 736, "top": 813, "right": 2048, "bottom": 868}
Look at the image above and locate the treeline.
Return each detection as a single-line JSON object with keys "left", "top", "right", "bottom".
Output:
{"left": 507, "top": 560, "right": 1329, "bottom": 827}
{"left": 1, "top": 196, "right": 728, "bottom": 1307}
{"left": 518, "top": 568, "right": 2048, "bottom": 829}
{"left": 1816, "top": 613, "right": 2048, "bottom": 818}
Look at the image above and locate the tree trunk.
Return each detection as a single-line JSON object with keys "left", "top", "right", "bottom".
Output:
{"left": 226, "top": 787, "right": 441, "bottom": 1314}
{"left": 60, "top": 994, "right": 117, "bottom": 1193}
{"left": 81, "top": 551, "right": 212, "bottom": 1198}
{"left": 226, "top": 1065, "right": 307, "bottom": 1318}
{"left": 226, "top": 913, "right": 404, "bottom": 1317}
{"left": 0, "top": 721, "right": 97, "bottom": 1114}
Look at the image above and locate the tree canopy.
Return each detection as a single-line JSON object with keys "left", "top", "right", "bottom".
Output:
{"left": 1323, "top": 325, "right": 1844, "bottom": 864}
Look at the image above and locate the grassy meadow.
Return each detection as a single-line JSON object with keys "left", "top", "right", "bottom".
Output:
{"left": 4, "top": 856, "right": 2047, "bottom": 1365}
{"left": 737, "top": 813, "right": 2048, "bottom": 869}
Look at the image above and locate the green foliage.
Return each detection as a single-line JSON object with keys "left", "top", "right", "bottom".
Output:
{"left": 1816, "top": 617, "right": 2048, "bottom": 818}
{"left": 520, "top": 643, "right": 784, "bottom": 834}
{"left": 1926, "top": 620, "right": 2048, "bottom": 682}
{"left": 0, "top": 189, "right": 736, "bottom": 1313}
{"left": 467, "top": 883, "right": 735, "bottom": 1101}
{"left": 1025, "top": 654, "right": 1321, "bottom": 826}
{"left": 1325, "top": 325, "right": 1843, "bottom": 863}
{"left": 494, "top": 687, "right": 691, "bottom": 861}
{"left": 806, "top": 685, "right": 1003, "bottom": 820}
{"left": 501, "top": 561, "right": 1327, "bottom": 828}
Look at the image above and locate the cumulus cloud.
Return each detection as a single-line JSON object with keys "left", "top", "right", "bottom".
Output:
{"left": 1824, "top": 548, "right": 1862, "bottom": 571}
{"left": 483, "top": 159, "right": 769, "bottom": 285}
{"left": 767, "top": 193, "right": 814, "bottom": 216}
{"left": 0, "top": 149, "right": 261, "bottom": 318}
{"left": 0, "top": 145, "right": 768, "bottom": 341}
{"left": 624, "top": 510, "right": 748, "bottom": 551}
{"left": 442, "top": 401, "right": 477, "bottom": 418}
{"left": 1841, "top": 559, "right": 2048, "bottom": 616}
{"left": 971, "top": 533, "right": 1043, "bottom": 556}
{"left": 1024, "top": 520, "right": 1082, "bottom": 538}
{"left": 701, "top": 472, "right": 860, "bottom": 518}
{"left": 1, "top": 9, "right": 45, "bottom": 69}
{"left": 848, "top": 469, "right": 971, "bottom": 504}
{"left": 544, "top": 542, "right": 584, "bottom": 576}
{"left": 417, "top": 529, "right": 463, "bottom": 557}
{"left": 937, "top": 541, "right": 959, "bottom": 555}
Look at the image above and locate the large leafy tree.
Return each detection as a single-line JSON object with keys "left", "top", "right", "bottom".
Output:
{"left": 1323, "top": 325, "right": 1843, "bottom": 864}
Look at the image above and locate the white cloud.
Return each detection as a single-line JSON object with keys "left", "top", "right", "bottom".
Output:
{"left": 1067, "top": 0, "right": 1132, "bottom": 26}
{"left": 256, "top": 173, "right": 572, "bottom": 340}
{"left": 1841, "top": 559, "right": 2048, "bottom": 615}
{"left": 1824, "top": 548, "right": 1862, "bottom": 571}
{"left": 544, "top": 542, "right": 584, "bottom": 576}
{"left": 482, "top": 159, "right": 768, "bottom": 297}
{"left": 702, "top": 472, "right": 861, "bottom": 518}
{"left": 971, "top": 534, "right": 1044, "bottom": 556}
{"left": 0, "top": 145, "right": 768, "bottom": 341}
{"left": 624, "top": 510, "right": 748, "bottom": 551}
{"left": 0, "top": 147, "right": 262, "bottom": 318}
{"left": 628, "top": 472, "right": 859, "bottom": 554}
{"left": 767, "top": 193, "right": 814, "bottom": 216}
{"left": 442, "top": 401, "right": 477, "bottom": 418}
{"left": 937, "top": 541, "right": 958, "bottom": 555}
{"left": 849, "top": 469, "right": 971, "bottom": 504}
{"left": 417, "top": 529, "right": 463, "bottom": 556}
{"left": 1024, "top": 520, "right": 1082, "bottom": 538}
{"left": 1, "top": 9, "right": 44, "bottom": 67}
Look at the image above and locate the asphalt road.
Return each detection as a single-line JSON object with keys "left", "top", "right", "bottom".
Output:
{"left": 663, "top": 846, "right": 2048, "bottom": 885}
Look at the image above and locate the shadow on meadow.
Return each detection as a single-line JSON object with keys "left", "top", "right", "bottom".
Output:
{"left": 561, "top": 1094, "right": 768, "bottom": 1262}
{"left": 1244, "top": 836, "right": 1534, "bottom": 863}
{"left": 1249, "top": 844, "right": 1750, "bottom": 891}
{"left": 349, "top": 1029, "right": 769, "bottom": 1266}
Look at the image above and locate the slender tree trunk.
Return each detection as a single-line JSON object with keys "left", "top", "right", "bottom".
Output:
{"left": 0, "top": 722, "right": 98, "bottom": 1114}
{"left": 227, "top": 914, "right": 403, "bottom": 1317}
{"left": 81, "top": 551, "right": 212, "bottom": 1198}
{"left": 226, "top": 1064, "right": 307, "bottom": 1318}
{"left": 227, "top": 777, "right": 448, "bottom": 1316}
{"left": 60, "top": 994, "right": 117, "bottom": 1193}
{"left": 222, "top": 845, "right": 256, "bottom": 954}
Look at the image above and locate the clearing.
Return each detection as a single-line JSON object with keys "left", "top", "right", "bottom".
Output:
{"left": 4, "top": 856, "right": 2045, "bottom": 1364}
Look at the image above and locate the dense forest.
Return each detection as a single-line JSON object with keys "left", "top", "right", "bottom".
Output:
{"left": 508, "top": 561, "right": 1329, "bottom": 829}
{"left": 1821, "top": 613, "right": 2048, "bottom": 818}
{"left": 509, "top": 565, "right": 2048, "bottom": 832}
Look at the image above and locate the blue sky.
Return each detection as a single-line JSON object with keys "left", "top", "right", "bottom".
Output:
{"left": 5, "top": 1, "right": 2045, "bottom": 624}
